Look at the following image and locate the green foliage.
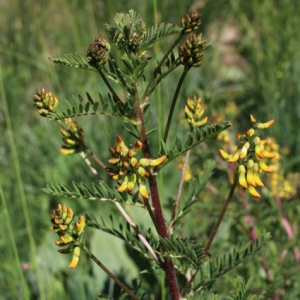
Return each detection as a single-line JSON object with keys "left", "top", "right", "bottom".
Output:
{"left": 172, "top": 159, "right": 215, "bottom": 231}
{"left": 160, "top": 121, "right": 231, "bottom": 165}
{"left": 1, "top": 1, "right": 299, "bottom": 299}
{"left": 50, "top": 53, "right": 95, "bottom": 71}
{"left": 46, "top": 92, "right": 137, "bottom": 123}
{"left": 192, "top": 232, "right": 271, "bottom": 293}
{"left": 87, "top": 214, "right": 158, "bottom": 262}
{"left": 43, "top": 181, "right": 127, "bottom": 203}
{"left": 159, "top": 237, "right": 204, "bottom": 271}
{"left": 138, "top": 22, "right": 183, "bottom": 54}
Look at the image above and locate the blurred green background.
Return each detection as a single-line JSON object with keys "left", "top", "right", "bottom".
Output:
{"left": 1, "top": 0, "right": 299, "bottom": 299}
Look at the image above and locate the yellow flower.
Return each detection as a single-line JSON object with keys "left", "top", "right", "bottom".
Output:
{"left": 108, "top": 136, "right": 166, "bottom": 198}
{"left": 219, "top": 115, "right": 275, "bottom": 198}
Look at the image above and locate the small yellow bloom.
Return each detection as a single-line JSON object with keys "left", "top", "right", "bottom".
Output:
{"left": 238, "top": 165, "right": 248, "bottom": 189}
{"left": 69, "top": 247, "right": 80, "bottom": 269}
{"left": 139, "top": 181, "right": 149, "bottom": 198}
{"left": 248, "top": 185, "right": 261, "bottom": 198}
{"left": 256, "top": 119, "right": 275, "bottom": 129}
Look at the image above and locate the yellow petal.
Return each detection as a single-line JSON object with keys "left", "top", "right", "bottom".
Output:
{"left": 256, "top": 119, "right": 275, "bottom": 129}
{"left": 258, "top": 160, "right": 272, "bottom": 173}
{"left": 246, "top": 168, "right": 256, "bottom": 186}
{"left": 139, "top": 183, "right": 149, "bottom": 198}
{"left": 239, "top": 142, "right": 250, "bottom": 159}
{"left": 250, "top": 114, "right": 257, "bottom": 123}
{"left": 246, "top": 160, "right": 256, "bottom": 186}
{"left": 69, "top": 247, "right": 80, "bottom": 269}
{"left": 139, "top": 158, "right": 150, "bottom": 166}
{"left": 149, "top": 155, "right": 167, "bottom": 166}
{"left": 228, "top": 150, "right": 240, "bottom": 163}
{"left": 219, "top": 149, "right": 231, "bottom": 160}
{"left": 262, "top": 150, "right": 275, "bottom": 158}
{"left": 117, "top": 179, "right": 128, "bottom": 193}
{"left": 246, "top": 128, "right": 255, "bottom": 137}
{"left": 253, "top": 163, "right": 264, "bottom": 187}
{"left": 60, "top": 148, "right": 76, "bottom": 155}
{"left": 238, "top": 165, "right": 248, "bottom": 189}
{"left": 255, "top": 144, "right": 264, "bottom": 158}
{"left": 248, "top": 185, "right": 261, "bottom": 198}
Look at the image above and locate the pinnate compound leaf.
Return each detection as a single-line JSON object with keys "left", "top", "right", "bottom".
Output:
{"left": 192, "top": 232, "right": 271, "bottom": 293}
{"left": 160, "top": 121, "right": 231, "bottom": 168}
{"left": 86, "top": 214, "right": 159, "bottom": 261}
{"left": 47, "top": 92, "right": 137, "bottom": 123}
{"left": 159, "top": 237, "right": 204, "bottom": 272}
{"left": 50, "top": 53, "right": 95, "bottom": 71}
{"left": 138, "top": 23, "right": 182, "bottom": 54}
{"left": 230, "top": 277, "right": 254, "bottom": 300}
{"left": 43, "top": 181, "right": 127, "bottom": 203}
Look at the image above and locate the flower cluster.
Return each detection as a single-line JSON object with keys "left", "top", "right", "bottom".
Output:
{"left": 219, "top": 115, "right": 275, "bottom": 198}
{"left": 179, "top": 33, "right": 206, "bottom": 68}
{"left": 185, "top": 96, "right": 208, "bottom": 130}
{"left": 87, "top": 36, "right": 110, "bottom": 69}
{"left": 50, "top": 204, "right": 86, "bottom": 268}
{"left": 33, "top": 88, "right": 59, "bottom": 117}
{"left": 60, "top": 118, "right": 85, "bottom": 155}
{"left": 181, "top": 11, "right": 202, "bottom": 34}
{"left": 107, "top": 136, "right": 166, "bottom": 198}
{"left": 265, "top": 138, "right": 299, "bottom": 199}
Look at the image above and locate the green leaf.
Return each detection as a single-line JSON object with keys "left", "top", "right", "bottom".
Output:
{"left": 192, "top": 232, "right": 272, "bottom": 293}
{"left": 159, "top": 237, "right": 204, "bottom": 272}
{"left": 231, "top": 277, "right": 254, "bottom": 300}
{"left": 47, "top": 92, "right": 138, "bottom": 124}
{"left": 138, "top": 23, "right": 182, "bottom": 54}
{"left": 50, "top": 53, "right": 95, "bottom": 71}
{"left": 159, "top": 121, "right": 231, "bottom": 168}
{"left": 86, "top": 214, "right": 159, "bottom": 261}
{"left": 42, "top": 181, "right": 126, "bottom": 203}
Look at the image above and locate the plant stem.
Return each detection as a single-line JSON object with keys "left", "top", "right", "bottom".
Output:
{"left": 98, "top": 67, "right": 124, "bottom": 104}
{"left": 82, "top": 245, "right": 139, "bottom": 300}
{"left": 204, "top": 174, "right": 238, "bottom": 255}
{"left": 133, "top": 86, "right": 180, "bottom": 299}
{"left": 114, "top": 202, "right": 162, "bottom": 264}
{"left": 142, "top": 33, "right": 184, "bottom": 103}
{"left": 168, "top": 150, "right": 191, "bottom": 233}
{"left": 163, "top": 68, "right": 188, "bottom": 142}
{"left": 181, "top": 175, "right": 238, "bottom": 296}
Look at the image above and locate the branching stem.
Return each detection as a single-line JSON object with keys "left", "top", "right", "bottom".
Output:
{"left": 132, "top": 84, "right": 180, "bottom": 300}
{"left": 142, "top": 33, "right": 184, "bottom": 103}
{"left": 163, "top": 68, "right": 189, "bottom": 142}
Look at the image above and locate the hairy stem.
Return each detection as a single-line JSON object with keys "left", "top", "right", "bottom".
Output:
{"left": 82, "top": 245, "right": 139, "bottom": 300}
{"left": 163, "top": 68, "right": 189, "bottom": 142}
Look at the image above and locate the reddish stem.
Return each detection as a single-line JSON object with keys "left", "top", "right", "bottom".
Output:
{"left": 133, "top": 89, "right": 180, "bottom": 299}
